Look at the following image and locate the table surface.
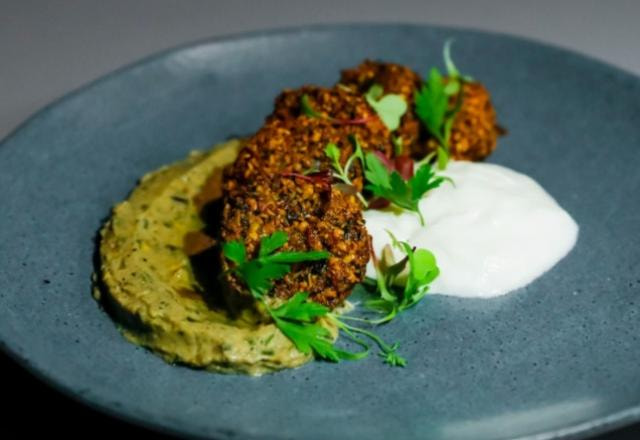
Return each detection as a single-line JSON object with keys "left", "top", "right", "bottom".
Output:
{"left": 1, "top": 1, "right": 639, "bottom": 438}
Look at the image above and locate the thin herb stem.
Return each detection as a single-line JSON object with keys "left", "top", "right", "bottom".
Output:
{"left": 355, "top": 192, "right": 368, "bottom": 207}
{"left": 331, "top": 171, "right": 369, "bottom": 208}
{"left": 334, "top": 319, "right": 397, "bottom": 354}
{"left": 336, "top": 315, "right": 376, "bottom": 323}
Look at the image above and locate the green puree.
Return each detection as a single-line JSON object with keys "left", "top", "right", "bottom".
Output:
{"left": 97, "top": 140, "right": 311, "bottom": 375}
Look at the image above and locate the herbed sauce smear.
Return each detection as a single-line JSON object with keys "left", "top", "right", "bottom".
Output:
{"left": 97, "top": 140, "right": 315, "bottom": 375}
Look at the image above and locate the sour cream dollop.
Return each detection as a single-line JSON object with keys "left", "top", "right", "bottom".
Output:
{"left": 364, "top": 161, "right": 579, "bottom": 298}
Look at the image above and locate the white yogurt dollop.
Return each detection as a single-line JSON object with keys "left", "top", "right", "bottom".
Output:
{"left": 364, "top": 161, "right": 579, "bottom": 298}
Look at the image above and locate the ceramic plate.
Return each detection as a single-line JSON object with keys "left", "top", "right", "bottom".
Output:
{"left": 1, "top": 24, "right": 639, "bottom": 440}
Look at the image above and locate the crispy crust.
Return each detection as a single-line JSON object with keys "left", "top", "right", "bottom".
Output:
{"left": 446, "top": 81, "right": 501, "bottom": 161}
{"left": 222, "top": 179, "right": 369, "bottom": 308}
{"left": 268, "top": 85, "right": 394, "bottom": 159}
{"left": 222, "top": 87, "right": 392, "bottom": 307}
{"left": 340, "top": 60, "right": 423, "bottom": 153}
{"left": 340, "top": 60, "right": 502, "bottom": 161}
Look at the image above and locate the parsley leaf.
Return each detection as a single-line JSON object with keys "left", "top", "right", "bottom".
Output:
{"left": 222, "top": 241, "right": 246, "bottom": 266}
{"left": 267, "top": 251, "right": 330, "bottom": 264}
{"left": 365, "top": 84, "right": 408, "bottom": 131}
{"left": 222, "top": 233, "right": 405, "bottom": 366}
{"left": 414, "top": 40, "right": 469, "bottom": 170}
{"left": 363, "top": 150, "right": 391, "bottom": 189}
{"left": 239, "top": 261, "right": 290, "bottom": 298}
{"left": 415, "top": 67, "right": 449, "bottom": 148}
{"left": 222, "top": 231, "right": 329, "bottom": 299}
{"left": 410, "top": 159, "right": 448, "bottom": 200}
{"left": 258, "top": 230, "right": 288, "bottom": 257}
{"left": 272, "top": 318, "right": 336, "bottom": 360}
{"left": 364, "top": 152, "right": 447, "bottom": 225}
{"left": 270, "top": 292, "right": 369, "bottom": 362}
{"left": 270, "top": 292, "right": 328, "bottom": 322}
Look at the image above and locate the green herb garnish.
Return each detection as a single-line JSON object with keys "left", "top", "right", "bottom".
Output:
{"left": 223, "top": 231, "right": 328, "bottom": 298}
{"left": 443, "top": 39, "right": 473, "bottom": 83}
{"left": 223, "top": 232, "right": 405, "bottom": 366}
{"left": 363, "top": 152, "right": 448, "bottom": 225}
{"left": 325, "top": 137, "right": 368, "bottom": 206}
{"left": 331, "top": 318, "right": 406, "bottom": 366}
{"left": 269, "top": 292, "right": 368, "bottom": 362}
{"left": 414, "top": 40, "right": 467, "bottom": 169}
{"left": 301, "top": 94, "right": 323, "bottom": 118}
{"left": 366, "top": 231, "right": 440, "bottom": 324}
{"left": 364, "top": 84, "right": 408, "bottom": 131}
{"left": 392, "top": 135, "right": 404, "bottom": 156}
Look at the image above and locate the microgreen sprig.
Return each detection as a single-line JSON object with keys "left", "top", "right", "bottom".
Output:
{"left": 365, "top": 231, "right": 440, "bottom": 324}
{"left": 325, "top": 136, "right": 368, "bottom": 207}
{"left": 364, "top": 84, "right": 408, "bottom": 131}
{"left": 329, "top": 317, "right": 406, "bottom": 366}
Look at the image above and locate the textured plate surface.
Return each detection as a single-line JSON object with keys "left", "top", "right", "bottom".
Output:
{"left": 1, "top": 24, "right": 639, "bottom": 440}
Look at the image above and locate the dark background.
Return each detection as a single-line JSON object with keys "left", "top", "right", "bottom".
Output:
{"left": 2, "top": 1, "right": 639, "bottom": 438}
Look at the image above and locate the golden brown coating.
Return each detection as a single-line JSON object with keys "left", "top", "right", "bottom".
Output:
{"left": 446, "top": 81, "right": 502, "bottom": 161}
{"left": 267, "top": 85, "right": 394, "bottom": 160}
{"left": 226, "top": 118, "right": 364, "bottom": 191}
{"left": 340, "top": 60, "right": 502, "bottom": 161}
{"left": 222, "top": 177, "right": 369, "bottom": 308}
{"left": 340, "top": 60, "right": 423, "bottom": 153}
{"left": 221, "top": 87, "right": 393, "bottom": 308}
{"left": 414, "top": 81, "right": 501, "bottom": 161}
{"left": 227, "top": 86, "right": 394, "bottom": 192}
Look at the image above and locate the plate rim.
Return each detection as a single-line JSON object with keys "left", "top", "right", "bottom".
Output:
{"left": 1, "top": 22, "right": 639, "bottom": 440}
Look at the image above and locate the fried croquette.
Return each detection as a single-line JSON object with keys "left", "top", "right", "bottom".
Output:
{"left": 340, "top": 60, "right": 423, "bottom": 152}
{"left": 221, "top": 89, "right": 393, "bottom": 307}
{"left": 340, "top": 60, "right": 502, "bottom": 161}
{"left": 220, "top": 59, "right": 502, "bottom": 308}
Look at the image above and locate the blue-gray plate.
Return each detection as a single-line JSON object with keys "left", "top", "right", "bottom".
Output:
{"left": 1, "top": 24, "right": 639, "bottom": 440}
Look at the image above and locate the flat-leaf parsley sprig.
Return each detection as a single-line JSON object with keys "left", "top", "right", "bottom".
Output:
{"left": 222, "top": 232, "right": 406, "bottom": 366}
{"left": 223, "top": 230, "right": 329, "bottom": 298}
{"left": 414, "top": 40, "right": 468, "bottom": 169}
{"left": 324, "top": 137, "right": 451, "bottom": 224}
{"left": 269, "top": 292, "right": 368, "bottom": 362}
{"left": 363, "top": 151, "right": 449, "bottom": 226}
